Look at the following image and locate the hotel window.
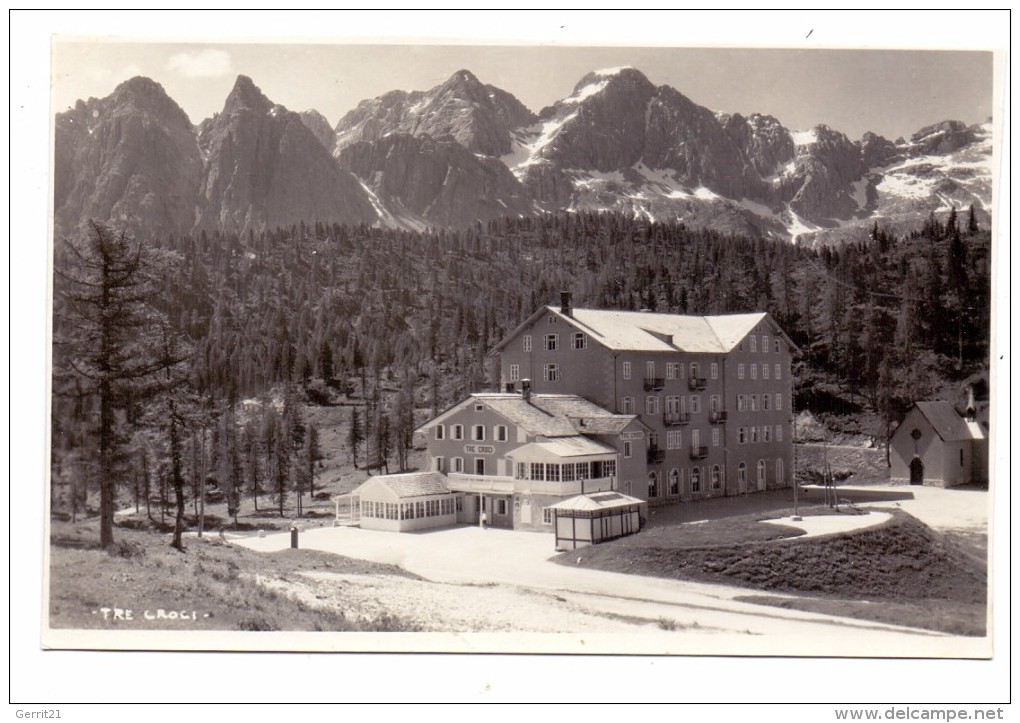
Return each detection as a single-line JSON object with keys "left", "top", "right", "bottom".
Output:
{"left": 711, "top": 395, "right": 721, "bottom": 413}
{"left": 544, "top": 334, "right": 558, "bottom": 351}
{"left": 763, "top": 364, "right": 770, "bottom": 380}
{"left": 738, "top": 463, "right": 747, "bottom": 487}
{"left": 452, "top": 425, "right": 464, "bottom": 440}
{"left": 690, "top": 395, "right": 701, "bottom": 414}
{"left": 666, "top": 362, "right": 680, "bottom": 380}
{"left": 435, "top": 425, "right": 445, "bottom": 440}
{"left": 433, "top": 456, "right": 444, "bottom": 472}
{"left": 497, "top": 499, "right": 508, "bottom": 516}
{"left": 623, "top": 441, "right": 632, "bottom": 458}
{"left": 495, "top": 425, "right": 508, "bottom": 442}
{"left": 645, "top": 396, "right": 660, "bottom": 415}
{"left": 763, "top": 394, "right": 771, "bottom": 411}
{"left": 475, "top": 458, "right": 485, "bottom": 475}
{"left": 453, "top": 457, "right": 464, "bottom": 473}
{"left": 669, "top": 469, "right": 680, "bottom": 496}
{"left": 711, "top": 362, "right": 719, "bottom": 380}
{"left": 776, "top": 459, "right": 785, "bottom": 485}
{"left": 738, "top": 363, "right": 745, "bottom": 380}
{"left": 603, "top": 459, "right": 616, "bottom": 478}
{"left": 690, "top": 467, "right": 701, "bottom": 493}
{"left": 667, "top": 430, "right": 681, "bottom": 449}
{"left": 475, "top": 403, "right": 484, "bottom": 412}
{"left": 548, "top": 315, "right": 557, "bottom": 324}
{"left": 763, "top": 426, "right": 772, "bottom": 442}
{"left": 757, "top": 460, "right": 767, "bottom": 488}
{"left": 776, "top": 424, "right": 783, "bottom": 442}
{"left": 750, "top": 335, "right": 757, "bottom": 353}
{"left": 689, "top": 362, "right": 699, "bottom": 379}
{"left": 750, "top": 427, "right": 759, "bottom": 443}
{"left": 750, "top": 394, "right": 759, "bottom": 412}
{"left": 546, "top": 464, "right": 560, "bottom": 482}
{"left": 530, "top": 462, "right": 545, "bottom": 480}
{"left": 775, "top": 394, "right": 782, "bottom": 411}
{"left": 751, "top": 364, "right": 758, "bottom": 380}
{"left": 515, "top": 462, "right": 526, "bottom": 479}
{"left": 712, "top": 428, "right": 720, "bottom": 447}
{"left": 737, "top": 394, "right": 746, "bottom": 412}
{"left": 648, "top": 472, "right": 660, "bottom": 499}
{"left": 646, "top": 361, "right": 656, "bottom": 379}
{"left": 775, "top": 363, "right": 782, "bottom": 380}
{"left": 523, "top": 335, "right": 532, "bottom": 352}
{"left": 775, "top": 339, "right": 781, "bottom": 353}
{"left": 509, "top": 364, "right": 520, "bottom": 381}
{"left": 543, "top": 508, "right": 553, "bottom": 525}
{"left": 621, "top": 396, "right": 634, "bottom": 414}
{"left": 576, "top": 461, "right": 591, "bottom": 479}
{"left": 712, "top": 465, "right": 722, "bottom": 489}
{"left": 562, "top": 463, "right": 576, "bottom": 482}
{"left": 572, "top": 332, "right": 587, "bottom": 350}
{"left": 738, "top": 427, "right": 747, "bottom": 444}
{"left": 472, "top": 425, "right": 485, "bottom": 441}
{"left": 762, "top": 335, "right": 769, "bottom": 352}
{"left": 543, "top": 364, "right": 559, "bottom": 382}
{"left": 622, "top": 361, "right": 632, "bottom": 379}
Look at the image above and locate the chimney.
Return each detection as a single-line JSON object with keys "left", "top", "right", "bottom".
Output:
{"left": 965, "top": 384, "right": 976, "bottom": 421}
{"left": 560, "top": 291, "right": 572, "bottom": 317}
{"left": 521, "top": 378, "right": 532, "bottom": 402}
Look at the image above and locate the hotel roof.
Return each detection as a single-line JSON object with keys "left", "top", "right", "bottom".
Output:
{"left": 491, "top": 306, "right": 798, "bottom": 355}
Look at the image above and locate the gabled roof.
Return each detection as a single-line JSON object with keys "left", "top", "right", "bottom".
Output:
{"left": 354, "top": 472, "right": 450, "bottom": 499}
{"left": 417, "top": 393, "right": 641, "bottom": 438}
{"left": 490, "top": 306, "right": 798, "bottom": 355}
{"left": 913, "top": 401, "right": 981, "bottom": 442}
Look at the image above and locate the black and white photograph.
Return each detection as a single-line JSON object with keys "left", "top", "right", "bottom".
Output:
{"left": 11, "top": 8, "right": 1010, "bottom": 711}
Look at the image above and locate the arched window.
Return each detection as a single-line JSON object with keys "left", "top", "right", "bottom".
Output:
{"left": 711, "top": 465, "right": 722, "bottom": 490}
{"left": 757, "top": 459, "right": 767, "bottom": 490}
{"left": 775, "top": 459, "right": 785, "bottom": 486}
{"left": 648, "top": 471, "right": 659, "bottom": 499}
{"left": 690, "top": 467, "right": 701, "bottom": 493}
{"left": 738, "top": 462, "right": 747, "bottom": 490}
{"left": 668, "top": 469, "right": 680, "bottom": 496}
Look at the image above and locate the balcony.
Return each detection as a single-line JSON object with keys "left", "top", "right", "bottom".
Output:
{"left": 689, "top": 446, "right": 709, "bottom": 460}
{"left": 643, "top": 377, "right": 665, "bottom": 391}
{"left": 647, "top": 447, "right": 666, "bottom": 464}
{"left": 663, "top": 412, "right": 691, "bottom": 426}
{"left": 709, "top": 410, "right": 728, "bottom": 424}
{"left": 688, "top": 377, "right": 707, "bottom": 391}
{"left": 446, "top": 473, "right": 515, "bottom": 494}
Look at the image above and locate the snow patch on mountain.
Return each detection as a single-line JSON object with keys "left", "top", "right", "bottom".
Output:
{"left": 504, "top": 112, "right": 579, "bottom": 176}
{"left": 562, "top": 79, "right": 611, "bottom": 105}
{"left": 594, "top": 66, "right": 634, "bottom": 77}
{"left": 791, "top": 129, "right": 817, "bottom": 146}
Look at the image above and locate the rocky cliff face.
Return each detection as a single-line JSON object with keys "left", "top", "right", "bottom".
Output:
{"left": 299, "top": 109, "right": 337, "bottom": 154}
{"left": 53, "top": 77, "right": 203, "bottom": 241}
{"left": 333, "top": 69, "right": 536, "bottom": 158}
{"left": 337, "top": 133, "right": 533, "bottom": 228}
{"left": 195, "top": 76, "right": 376, "bottom": 235}
{"left": 54, "top": 68, "right": 994, "bottom": 245}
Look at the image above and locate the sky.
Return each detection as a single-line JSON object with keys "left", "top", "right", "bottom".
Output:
{"left": 52, "top": 39, "right": 995, "bottom": 142}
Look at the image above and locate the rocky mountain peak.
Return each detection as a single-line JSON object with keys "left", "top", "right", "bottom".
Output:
{"left": 223, "top": 74, "right": 273, "bottom": 114}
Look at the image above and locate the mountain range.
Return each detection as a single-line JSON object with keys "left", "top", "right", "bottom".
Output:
{"left": 53, "top": 67, "right": 993, "bottom": 244}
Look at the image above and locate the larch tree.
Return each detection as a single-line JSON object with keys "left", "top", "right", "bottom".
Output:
{"left": 55, "top": 221, "right": 174, "bottom": 548}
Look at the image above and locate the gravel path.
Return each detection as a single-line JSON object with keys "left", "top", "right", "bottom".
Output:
{"left": 231, "top": 484, "right": 990, "bottom": 655}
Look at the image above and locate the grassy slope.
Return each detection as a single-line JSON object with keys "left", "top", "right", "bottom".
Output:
{"left": 49, "top": 520, "right": 420, "bottom": 632}
{"left": 557, "top": 508, "right": 987, "bottom": 636}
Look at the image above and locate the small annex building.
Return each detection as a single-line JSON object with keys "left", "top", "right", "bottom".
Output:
{"left": 347, "top": 472, "right": 458, "bottom": 532}
{"left": 549, "top": 491, "right": 644, "bottom": 550}
{"left": 889, "top": 401, "right": 987, "bottom": 487}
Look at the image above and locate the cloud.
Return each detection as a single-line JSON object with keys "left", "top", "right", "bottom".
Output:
{"left": 166, "top": 49, "right": 233, "bottom": 78}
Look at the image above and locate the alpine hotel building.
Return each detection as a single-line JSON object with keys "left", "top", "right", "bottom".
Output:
{"left": 349, "top": 293, "right": 796, "bottom": 538}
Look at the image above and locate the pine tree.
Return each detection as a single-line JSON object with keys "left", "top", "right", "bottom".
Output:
{"left": 348, "top": 407, "right": 363, "bottom": 469}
